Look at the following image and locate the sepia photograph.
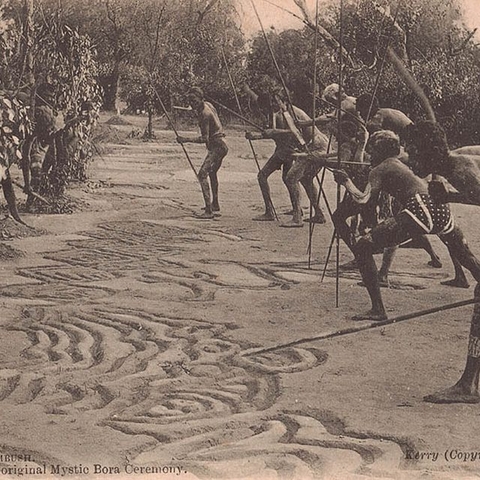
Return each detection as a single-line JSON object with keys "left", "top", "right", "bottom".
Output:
{"left": 1, "top": 0, "right": 480, "bottom": 478}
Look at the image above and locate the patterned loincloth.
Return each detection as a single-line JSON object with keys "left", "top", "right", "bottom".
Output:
{"left": 401, "top": 193, "right": 454, "bottom": 235}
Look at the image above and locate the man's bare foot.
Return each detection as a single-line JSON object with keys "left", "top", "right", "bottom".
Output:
{"left": 423, "top": 383, "right": 480, "bottom": 404}
{"left": 253, "top": 213, "right": 275, "bottom": 222}
{"left": 427, "top": 258, "right": 442, "bottom": 268}
{"left": 352, "top": 309, "right": 388, "bottom": 321}
{"left": 195, "top": 211, "right": 215, "bottom": 219}
{"left": 304, "top": 215, "right": 326, "bottom": 224}
{"left": 203, "top": 205, "right": 220, "bottom": 212}
{"left": 280, "top": 220, "right": 304, "bottom": 228}
{"left": 441, "top": 277, "right": 470, "bottom": 288}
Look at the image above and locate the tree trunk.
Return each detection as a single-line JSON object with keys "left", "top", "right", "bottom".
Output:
{"left": 146, "top": 107, "right": 153, "bottom": 139}
{"left": 101, "top": 64, "right": 120, "bottom": 112}
{"left": 20, "top": 0, "right": 35, "bottom": 92}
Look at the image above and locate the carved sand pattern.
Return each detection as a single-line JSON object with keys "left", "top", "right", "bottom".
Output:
{"left": 1, "top": 304, "right": 408, "bottom": 478}
{"left": 0, "top": 219, "right": 422, "bottom": 478}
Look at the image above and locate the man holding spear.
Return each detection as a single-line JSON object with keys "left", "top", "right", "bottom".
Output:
{"left": 176, "top": 87, "right": 228, "bottom": 219}
{"left": 246, "top": 91, "right": 328, "bottom": 225}
{"left": 333, "top": 130, "right": 480, "bottom": 321}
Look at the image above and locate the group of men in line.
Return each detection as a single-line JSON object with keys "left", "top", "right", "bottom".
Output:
{"left": 177, "top": 84, "right": 480, "bottom": 403}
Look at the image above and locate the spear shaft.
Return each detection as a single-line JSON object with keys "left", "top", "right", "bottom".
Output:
{"left": 219, "top": 46, "right": 278, "bottom": 221}
{"left": 150, "top": 82, "right": 199, "bottom": 178}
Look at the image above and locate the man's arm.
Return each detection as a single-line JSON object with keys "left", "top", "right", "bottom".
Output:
{"left": 446, "top": 191, "right": 475, "bottom": 204}
{"left": 177, "top": 111, "right": 210, "bottom": 146}
{"left": 177, "top": 135, "right": 205, "bottom": 145}
{"left": 297, "top": 113, "right": 336, "bottom": 128}
{"left": 333, "top": 169, "right": 379, "bottom": 205}
{"left": 245, "top": 129, "right": 297, "bottom": 143}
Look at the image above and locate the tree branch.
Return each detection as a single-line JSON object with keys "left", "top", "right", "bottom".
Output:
{"left": 291, "top": 0, "right": 356, "bottom": 68}
{"left": 448, "top": 28, "right": 477, "bottom": 56}
{"left": 197, "top": 0, "right": 221, "bottom": 25}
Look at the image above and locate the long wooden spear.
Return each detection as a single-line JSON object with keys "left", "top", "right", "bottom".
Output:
{"left": 149, "top": 80, "right": 199, "bottom": 179}
{"left": 334, "top": 0, "right": 345, "bottom": 308}
{"left": 249, "top": 0, "right": 304, "bottom": 135}
{"left": 307, "top": 0, "right": 321, "bottom": 268}
{"left": 219, "top": 46, "right": 256, "bottom": 153}
{"left": 243, "top": 297, "right": 480, "bottom": 357}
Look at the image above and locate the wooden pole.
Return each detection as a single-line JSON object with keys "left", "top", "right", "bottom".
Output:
{"left": 243, "top": 298, "right": 480, "bottom": 357}
{"left": 335, "top": 0, "right": 345, "bottom": 308}
{"left": 150, "top": 82, "right": 199, "bottom": 179}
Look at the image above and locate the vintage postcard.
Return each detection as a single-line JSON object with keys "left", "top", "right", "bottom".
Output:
{"left": 1, "top": 0, "right": 480, "bottom": 479}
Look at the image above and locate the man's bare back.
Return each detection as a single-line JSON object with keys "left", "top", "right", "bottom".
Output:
{"left": 370, "top": 158, "right": 428, "bottom": 205}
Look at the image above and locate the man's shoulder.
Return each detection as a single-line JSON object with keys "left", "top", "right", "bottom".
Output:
{"left": 341, "top": 97, "right": 357, "bottom": 113}
{"left": 374, "top": 157, "right": 403, "bottom": 171}
{"left": 449, "top": 151, "right": 480, "bottom": 168}
{"left": 377, "top": 107, "right": 412, "bottom": 122}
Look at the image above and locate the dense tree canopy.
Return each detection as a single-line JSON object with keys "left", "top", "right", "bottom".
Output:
{"left": 2, "top": 0, "right": 480, "bottom": 146}
{"left": 245, "top": 0, "right": 480, "bottom": 145}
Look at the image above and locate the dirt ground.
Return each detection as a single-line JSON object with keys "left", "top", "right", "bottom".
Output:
{"left": 1, "top": 114, "right": 480, "bottom": 480}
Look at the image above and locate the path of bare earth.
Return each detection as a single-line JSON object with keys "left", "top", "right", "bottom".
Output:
{"left": 0, "top": 116, "right": 479, "bottom": 480}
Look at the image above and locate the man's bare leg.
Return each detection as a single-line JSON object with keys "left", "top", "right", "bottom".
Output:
{"left": 254, "top": 154, "right": 283, "bottom": 221}
{"left": 281, "top": 158, "right": 296, "bottom": 218}
{"left": 353, "top": 235, "right": 388, "bottom": 321}
{"left": 300, "top": 175, "right": 326, "bottom": 224}
{"left": 417, "top": 235, "right": 443, "bottom": 268}
{"left": 378, "top": 247, "right": 396, "bottom": 286}
{"left": 209, "top": 171, "right": 220, "bottom": 212}
{"left": 440, "top": 226, "right": 480, "bottom": 286}
{"left": 332, "top": 196, "right": 362, "bottom": 251}
{"left": 282, "top": 160, "right": 305, "bottom": 227}
{"left": 441, "top": 245, "right": 469, "bottom": 288}
{"left": 197, "top": 164, "right": 214, "bottom": 219}
{"left": 424, "top": 283, "right": 480, "bottom": 403}
{"left": 352, "top": 218, "right": 414, "bottom": 320}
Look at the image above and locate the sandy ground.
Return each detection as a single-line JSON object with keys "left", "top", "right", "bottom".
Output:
{"left": 0, "top": 114, "right": 480, "bottom": 480}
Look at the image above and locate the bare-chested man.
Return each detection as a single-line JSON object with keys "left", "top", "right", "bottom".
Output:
{"left": 333, "top": 130, "right": 480, "bottom": 322}
{"left": 392, "top": 121, "right": 480, "bottom": 404}
{"left": 355, "top": 94, "right": 443, "bottom": 279}
{"left": 405, "top": 121, "right": 480, "bottom": 287}
{"left": 177, "top": 87, "right": 228, "bottom": 219}
{"left": 322, "top": 83, "right": 357, "bottom": 118}
{"left": 246, "top": 93, "right": 328, "bottom": 226}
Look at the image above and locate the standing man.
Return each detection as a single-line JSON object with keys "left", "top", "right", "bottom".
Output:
{"left": 405, "top": 120, "right": 480, "bottom": 288}
{"left": 177, "top": 87, "right": 228, "bottom": 219}
{"left": 245, "top": 92, "right": 296, "bottom": 222}
{"left": 246, "top": 92, "right": 328, "bottom": 225}
{"left": 355, "top": 94, "right": 443, "bottom": 280}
